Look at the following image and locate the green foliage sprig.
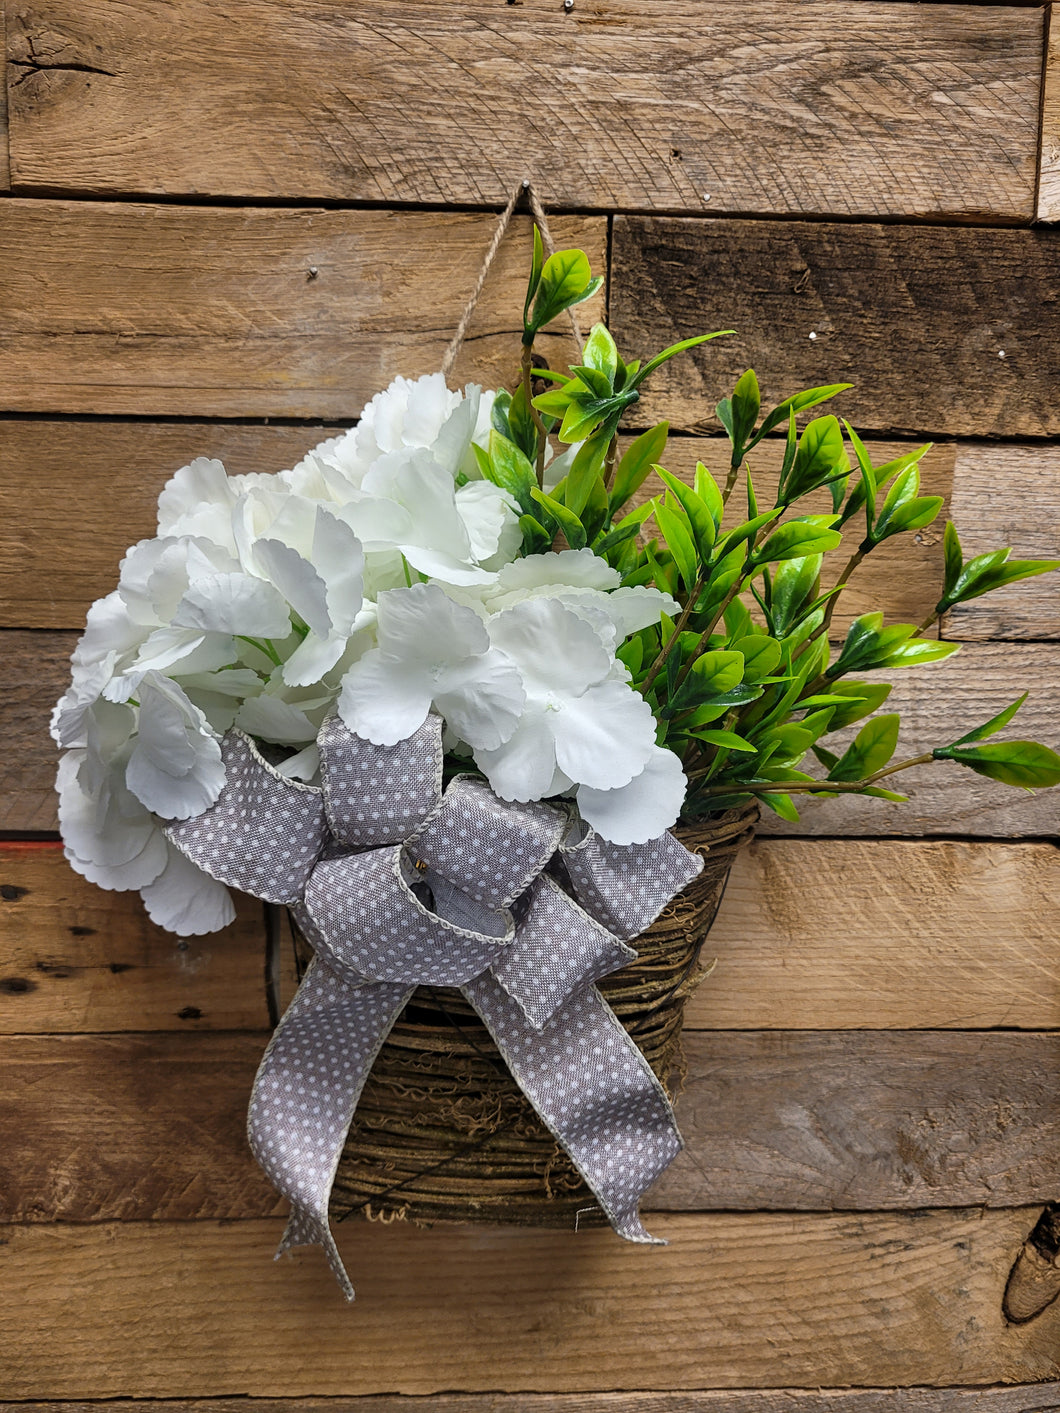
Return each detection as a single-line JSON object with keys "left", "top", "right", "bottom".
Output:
{"left": 482, "top": 231, "right": 1060, "bottom": 821}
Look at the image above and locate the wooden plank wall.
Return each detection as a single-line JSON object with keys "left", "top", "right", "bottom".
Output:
{"left": 2, "top": 0, "right": 1059, "bottom": 1405}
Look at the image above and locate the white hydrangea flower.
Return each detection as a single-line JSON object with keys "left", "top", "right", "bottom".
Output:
{"left": 338, "top": 581, "right": 524, "bottom": 749}
{"left": 140, "top": 842, "right": 236, "bottom": 936}
{"left": 474, "top": 598, "right": 658, "bottom": 803}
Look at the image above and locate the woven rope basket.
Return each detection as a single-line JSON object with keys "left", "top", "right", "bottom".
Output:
{"left": 289, "top": 802, "right": 758, "bottom": 1230}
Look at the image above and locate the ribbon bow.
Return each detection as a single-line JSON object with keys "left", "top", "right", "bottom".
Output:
{"left": 165, "top": 714, "right": 703, "bottom": 1299}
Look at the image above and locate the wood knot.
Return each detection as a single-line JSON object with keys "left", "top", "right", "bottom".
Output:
{"left": 1003, "top": 1203, "right": 1060, "bottom": 1324}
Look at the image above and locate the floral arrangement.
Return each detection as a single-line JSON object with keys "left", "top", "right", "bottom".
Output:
{"left": 54, "top": 232, "right": 1060, "bottom": 937}
{"left": 51, "top": 229, "right": 1060, "bottom": 1296}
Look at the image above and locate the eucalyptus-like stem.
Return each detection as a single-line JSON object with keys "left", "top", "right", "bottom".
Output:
{"left": 520, "top": 343, "right": 550, "bottom": 488}
{"left": 721, "top": 461, "right": 743, "bottom": 506}
{"left": 688, "top": 750, "right": 935, "bottom": 792}
{"left": 818, "top": 546, "right": 866, "bottom": 637}
{"left": 917, "top": 607, "right": 943, "bottom": 635}
{"left": 639, "top": 572, "right": 706, "bottom": 696}
{"left": 603, "top": 434, "right": 619, "bottom": 493}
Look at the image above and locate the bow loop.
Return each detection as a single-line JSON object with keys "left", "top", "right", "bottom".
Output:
{"left": 304, "top": 846, "right": 514, "bottom": 987}
{"left": 560, "top": 822, "right": 704, "bottom": 942}
{"left": 164, "top": 730, "right": 326, "bottom": 904}
{"left": 489, "top": 875, "right": 634, "bottom": 1030}
{"left": 320, "top": 714, "right": 442, "bottom": 847}
{"left": 407, "top": 775, "right": 566, "bottom": 909}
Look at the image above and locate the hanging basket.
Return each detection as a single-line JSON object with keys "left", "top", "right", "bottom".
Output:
{"left": 314, "top": 802, "right": 758, "bottom": 1230}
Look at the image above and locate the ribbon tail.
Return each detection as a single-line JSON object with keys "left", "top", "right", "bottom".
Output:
{"left": 247, "top": 953, "right": 413, "bottom": 1300}
{"left": 462, "top": 971, "right": 682, "bottom": 1245}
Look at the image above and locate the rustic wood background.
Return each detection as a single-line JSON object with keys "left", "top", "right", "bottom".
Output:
{"left": 2, "top": 0, "right": 1059, "bottom": 1405}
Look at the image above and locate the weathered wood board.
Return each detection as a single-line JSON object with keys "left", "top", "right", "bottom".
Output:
{"left": 4, "top": 1030, "right": 1056, "bottom": 1222}
{"left": 1039, "top": 15, "right": 1060, "bottom": 222}
{"left": 2, "top": 1209, "right": 1057, "bottom": 1397}
{"left": 6, "top": 1395, "right": 1060, "bottom": 1413}
{"left": 4, "top": 2, "right": 1042, "bottom": 219}
{"left": 611, "top": 217, "right": 1060, "bottom": 438}
{"left": 6, "top": 838, "right": 1058, "bottom": 1035}
{"left": 0, "top": 843, "right": 269, "bottom": 1033}
{"left": 0, "top": 203, "right": 605, "bottom": 416}
{"left": 695, "top": 838, "right": 1060, "bottom": 1030}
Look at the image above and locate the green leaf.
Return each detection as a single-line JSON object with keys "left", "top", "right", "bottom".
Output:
{"left": 569, "top": 363, "right": 613, "bottom": 400}
{"left": 943, "top": 521, "right": 963, "bottom": 599}
{"left": 693, "top": 464, "right": 724, "bottom": 530}
{"left": 731, "top": 634, "right": 783, "bottom": 684}
{"left": 629, "top": 330, "right": 734, "bottom": 390}
{"left": 841, "top": 419, "right": 878, "bottom": 536}
{"left": 527, "top": 249, "right": 602, "bottom": 337}
{"left": 653, "top": 497, "right": 699, "bottom": 592}
{"left": 941, "top": 550, "right": 1060, "bottom": 610}
{"left": 768, "top": 554, "right": 822, "bottom": 637}
{"left": 877, "top": 495, "right": 945, "bottom": 539}
{"left": 507, "top": 382, "right": 538, "bottom": 464}
{"left": 753, "top": 518, "right": 842, "bottom": 565}
{"left": 758, "top": 791, "right": 801, "bottom": 822}
{"left": 935, "top": 740, "right": 1060, "bottom": 790}
{"left": 485, "top": 431, "right": 537, "bottom": 515}
{"left": 523, "top": 223, "right": 545, "bottom": 328}
{"left": 950, "top": 693, "right": 1029, "bottom": 748}
{"left": 780, "top": 415, "right": 849, "bottom": 504}
{"left": 610, "top": 421, "right": 669, "bottom": 513}
{"left": 754, "top": 382, "right": 854, "bottom": 443}
{"left": 813, "top": 680, "right": 892, "bottom": 731}
{"left": 654, "top": 464, "right": 716, "bottom": 561}
{"left": 582, "top": 323, "right": 620, "bottom": 385}
{"left": 564, "top": 434, "right": 609, "bottom": 516}
{"left": 490, "top": 389, "right": 513, "bottom": 441}
{"left": 730, "top": 368, "right": 760, "bottom": 459}
{"left": 690, "top": 650, "right": 746, "bottom": 695}
{"left": 716, "top": 396, "right": 734, "bottom": 442}
{"left": 694, "top": 729, "right": 757, "bottom": 753}
{"left": 530, "top": 487, "right": 587, "bottom": 549}
{"left": 828, "top": 713, "right": 900, "bottom": 782}
{"left": 518, "top": 513, "right": 552, "bottom": 555}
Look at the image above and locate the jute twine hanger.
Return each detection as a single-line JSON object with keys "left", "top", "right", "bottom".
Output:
{"left": 440, "top": 179, "right": 586, "bottom": 381}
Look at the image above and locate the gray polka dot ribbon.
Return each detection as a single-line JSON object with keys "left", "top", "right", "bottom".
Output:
{"left": 164, "top": 714, "right": 704, "bottom": 1300}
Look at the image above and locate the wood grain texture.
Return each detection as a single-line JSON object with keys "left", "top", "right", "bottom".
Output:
{"left": 8, "top": 1395, "right": 1060, "bottom": 1413}
{"left": 6, "top": 636, "right": 1056, "bottom": 837}
{"left": 4, "top": 1030, "right": 1056, "bottom": 1222}
{"left": 758, "top": 643, "right": 1060, "bottom": 839}
{"left": 7, "top": 839, "right": 1058, "bottom": 1034}
{"left": 0, "top": 629, "right": 72, "bottom": 831}
{"left": 0, "top": 0, "right": 9, "bottom": 192}
{"left": 0, "top": 843, "right": 269, "bottom": 1033}
{"left": 0, "top": 421, "right": 336, "bottom": 629}
{"left": 1040, "top": 11, "right": 1060, "bottom": 222}
{"left": 3, "top": 1, "right": 1041, "bottom": 219}
{"left": 611, "top": 217, "right": 1060, "bottom": 439}
{"left": 2, "top": 1210, "right": 1057, "bottom": 1396}
{"left": 0, "top": 423, "right": 953, "bottom": 631}
{"left": 690, "top": 838, "right": 1060, "bottom": 1030}
{"left": 0, "top": 202, "right": 604, "bottom": 417}
{"left": 946, "top": 445, "right": 1060, "bottom": 639}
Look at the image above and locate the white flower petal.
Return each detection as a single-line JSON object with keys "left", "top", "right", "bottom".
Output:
{"left": 488, "top": 597, "right": 610, "bottom": 696}
{"left": 275, "top": 743, "right": 321, "bottom": 782}
{"left": 494, "top": 547, "right": 619, "bottom": 595}
{"left": 252, "top": 537, "right": 333, "bottom": 639}
{"left": 337, "top": 650, "right": 434, "bottom": 746}
{"left": 174, "top": 573, "right": 292, "bottom": 638}
{"left": 280, "top": 631, "right": 349, "bottom": 687}
{"left": 552, "top": 678, "right": 658, "bottom": 791}
{"left": 57, "top": 751, "right": 169, "bottom": 888}
{"left": 377, "top": 581, "right": 489, "bottom": 663}
{"left": 140, "top": 844, "right": 236, "bottom": 936}
{"left": 312, "top": 508, "right": 364, "bottom": 632}
{"left": 474, "top": 714, "right": 559, "bottom": 803}
{"left": 126, "top": 674, "right": 225, "bottom": 819}
{"left": 455, "top": 480, "right": 519, "bottom": 564}
{"left": 434, "top": 648, "right": 525, "bottom": 750}
{"left": 156, "top": 457, "right": 240, "bottom": 551}
{"left": 576, "top": 746, "right": 688, "bottom": 845}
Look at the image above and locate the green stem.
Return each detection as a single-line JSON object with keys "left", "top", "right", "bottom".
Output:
{"left": 236, "top": 635, "right": 282, "bottom": 666}
{"left": 603, "top": 434, "right": 619, "bottom": 493}
{"left": 521, "top": 343, "right": 549, "bottom": 489}
{"left": 816, "top": 547, "right": 866, "bottom": 640}
{"left": 688, "top": 750, "right": 936, "bottom": 793}
{"left": 639, "top": 572, "right": 706, "bottom": 697}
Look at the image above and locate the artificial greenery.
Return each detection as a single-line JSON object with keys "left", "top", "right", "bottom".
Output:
{"left": 480, "top": 232, "right": 1060, "bottom": 822}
